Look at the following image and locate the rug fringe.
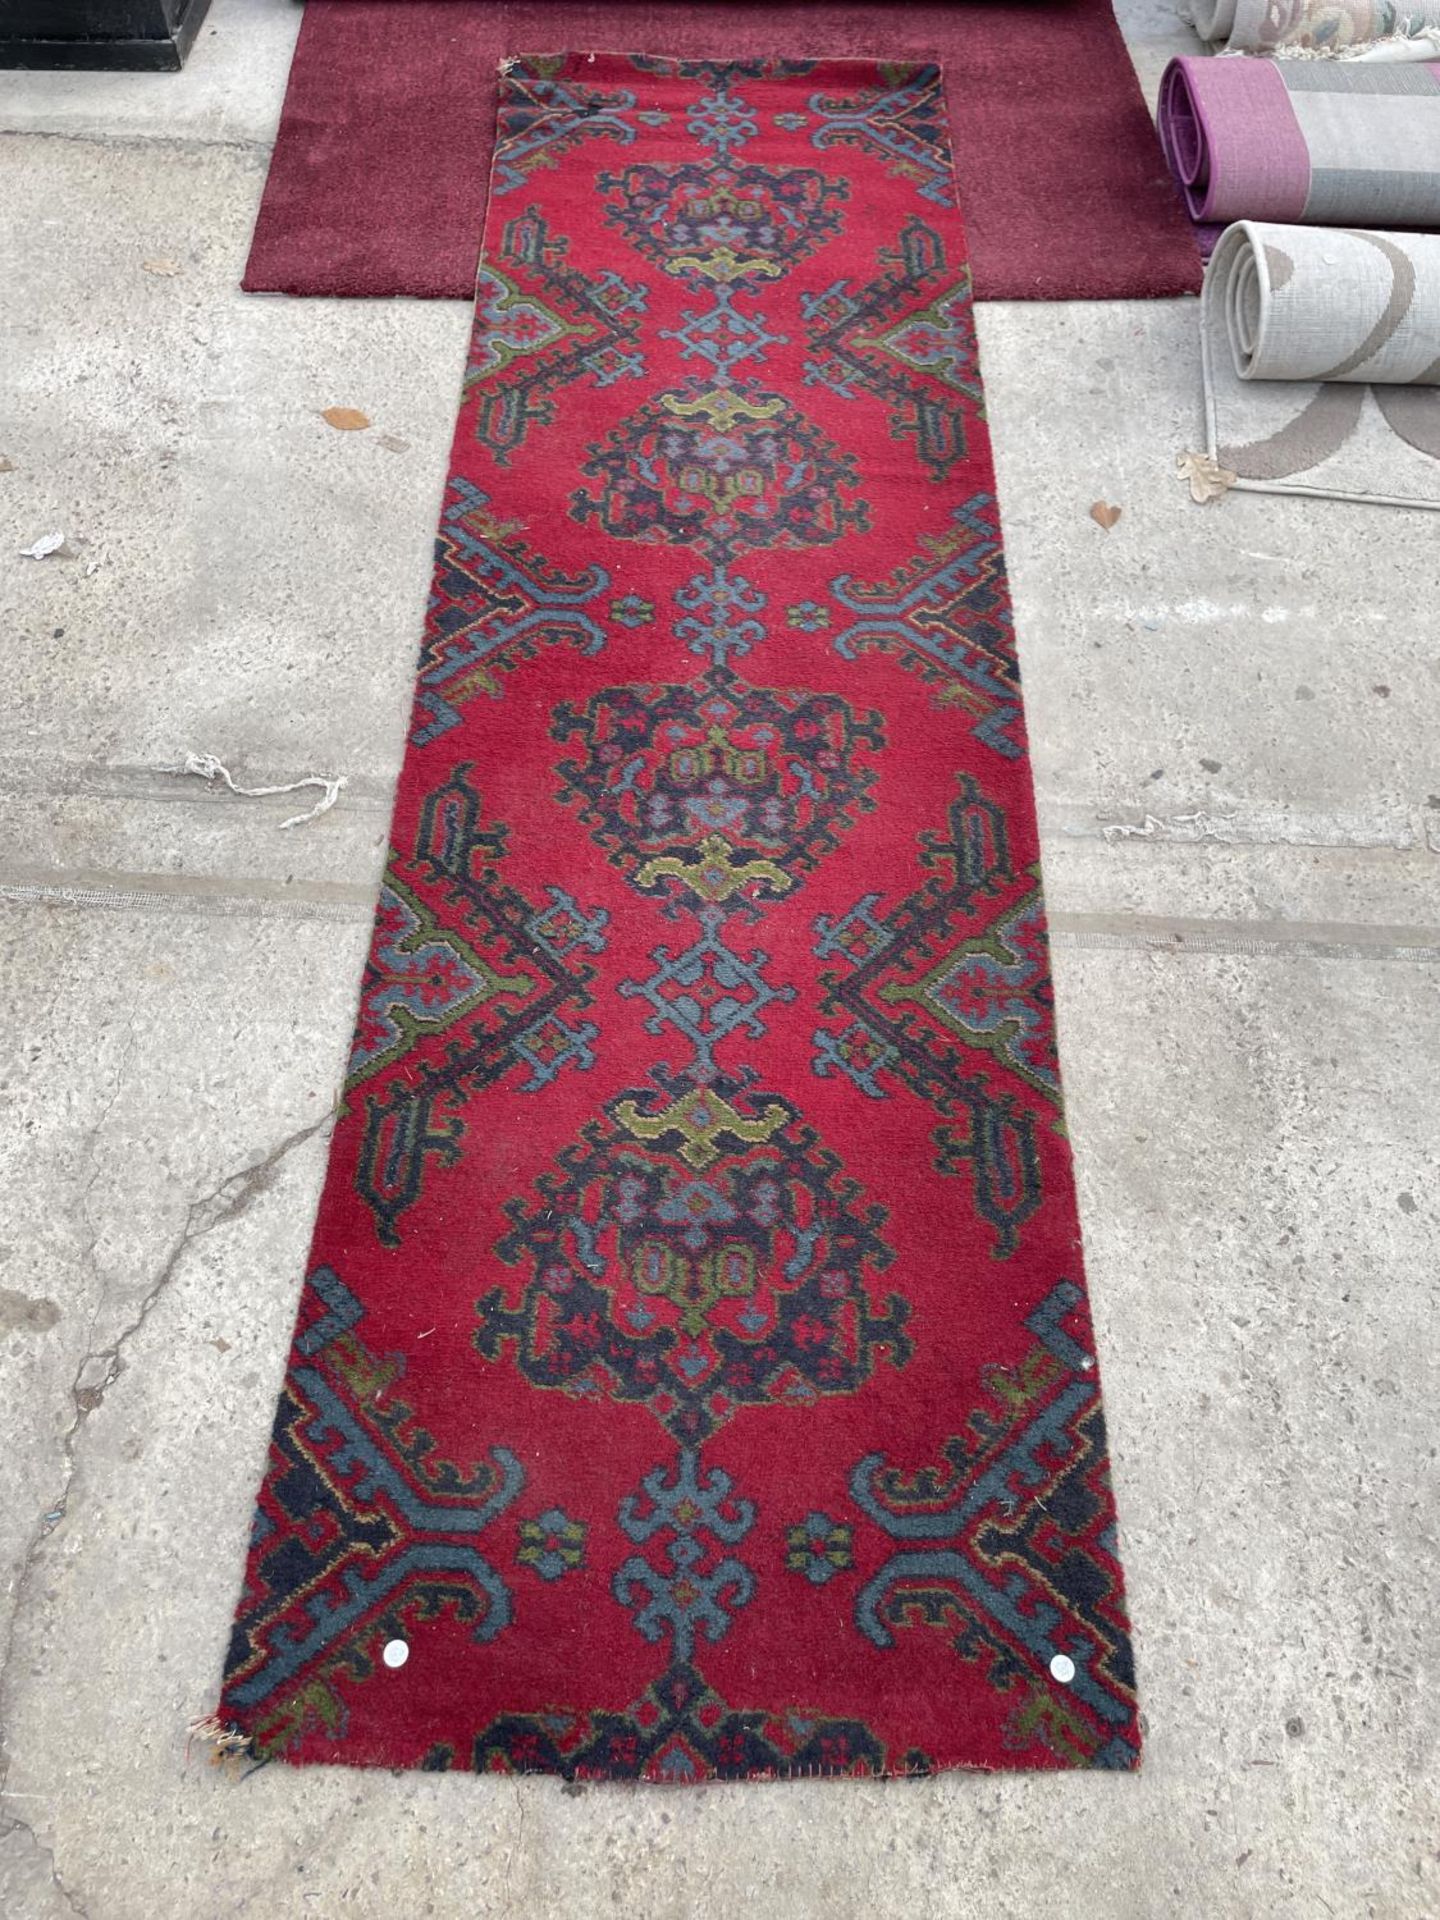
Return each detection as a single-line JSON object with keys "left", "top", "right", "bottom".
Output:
{"left": 187, "top": 1713, "right": 256, "bottom": 1762}
{"left": 1222, "top": 24, "right": 1440, "bottom": 58}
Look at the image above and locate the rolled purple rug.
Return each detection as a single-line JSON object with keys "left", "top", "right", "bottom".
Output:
{"left": 1158, "top": 55, "right": 1440, "bottom": 229}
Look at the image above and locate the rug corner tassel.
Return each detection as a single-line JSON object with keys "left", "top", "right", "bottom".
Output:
{"left": 187, "top": 1712, "right": 256, "bottom": 1763}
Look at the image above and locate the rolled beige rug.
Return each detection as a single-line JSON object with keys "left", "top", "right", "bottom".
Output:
{"left": 1187, "top": 0, "right": 1440, "bottom": 54}
{"left": 1198, "top": 221, "right": 1440, "bottom": 507}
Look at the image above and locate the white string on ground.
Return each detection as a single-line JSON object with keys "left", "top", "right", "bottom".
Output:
{"left": 171, "top": 752, "right": 346, "bottom": 829}
{"left": 1101, "top": 811, "right": 1242, "bottom": 844}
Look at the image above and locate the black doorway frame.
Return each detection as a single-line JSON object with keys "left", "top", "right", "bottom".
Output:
{"left": 1, "top": 0, "right": 215, "bottom": 70}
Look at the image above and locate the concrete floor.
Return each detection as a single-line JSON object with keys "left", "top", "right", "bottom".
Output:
{"left": 1, "top": 2, "right": 1437, "bottom": 1913}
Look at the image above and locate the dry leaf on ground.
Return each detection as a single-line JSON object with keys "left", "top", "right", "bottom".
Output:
{"left": 322, "top": 407, "right": 371, "bottom": 432}
{"left": 1089, "top": 501, "right": 1122, "bottom": 531}
{"left": 1176, "top": 450, "right": 1237, "bottom": 505}
{"left": 142, "top": 258, "right": 183, "bottom": 277}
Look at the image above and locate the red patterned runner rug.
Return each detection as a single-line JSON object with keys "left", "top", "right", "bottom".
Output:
{"left": 218, "top": 55, "right": 1139, "bottom": 1780}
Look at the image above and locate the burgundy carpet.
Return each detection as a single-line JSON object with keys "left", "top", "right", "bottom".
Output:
{"left": 244, "top": 1, "right": 1202, "bottom": 303}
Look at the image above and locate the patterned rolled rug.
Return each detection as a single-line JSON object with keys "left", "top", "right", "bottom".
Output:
{"left": 1185, "top": 0, "right": 1440, "bottom": 53}
{"left": 1159, "top": 55, "right": 1440, "bottom": 233}
{"left": 1200, "top": 221, "right": 1440, "bottom": 507}
{"left": 214, "top": 55, "right": 1141, "bottom": 1780}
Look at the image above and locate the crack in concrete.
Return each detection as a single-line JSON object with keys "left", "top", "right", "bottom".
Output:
{"left": 1049, "top": 913, "right": 1440, "bottom": 964}
{"left": 0, "top": 867, "right": 377, "bottom": 919}
{"left": 63, "top": 1106, "right": 335, "bottom": 1430}
{"left": 68, "top": 1020, "right": 140, "bottom": 1429}
{"left": 0, "top": 126, "right": 274, "bottom": 160}
{"left": 0, "top": 1103, "right": 334, "bottom": 1865}
{"left": 0, "top": 1804, "right": 91, "bottom": 1920}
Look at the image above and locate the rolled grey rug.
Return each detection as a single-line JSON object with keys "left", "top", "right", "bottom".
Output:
{"left": 1198, "top": 221, "right": 1440, "bottom": 507}
{"left": 1208, "top": 222, "right": 1440, "bottom": 383}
